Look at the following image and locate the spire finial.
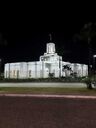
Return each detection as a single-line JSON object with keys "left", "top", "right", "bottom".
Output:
{"left": 49, "top": 33, "right": 52, "bottom": 42}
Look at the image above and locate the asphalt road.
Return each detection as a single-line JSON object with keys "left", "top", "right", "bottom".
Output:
{"left": 0, "top": 82, "right": 86, "bottom": 88}
{"left": 0, "top": 96, "right": 96, "bottom": 128}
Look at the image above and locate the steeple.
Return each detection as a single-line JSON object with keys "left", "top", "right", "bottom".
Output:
{"left": 49, "top": 33, "right": 52, "bottom": 42}
{"left": 46, "top": 43, "right": 55, "bottom": 54}
{"left": 46, "top": 34, "right": 55, "bottom": 54}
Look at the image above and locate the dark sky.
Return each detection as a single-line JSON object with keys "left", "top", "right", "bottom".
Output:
{"left": 0, "top": 4, "right": 96, "bottom": 70}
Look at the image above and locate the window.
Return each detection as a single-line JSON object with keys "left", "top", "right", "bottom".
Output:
{"left": 10, "top": 71, "right": 12, "bottom": 76}
{"left": 13, "top": 70, "right": 15, "bottom": 77}
{"left": 17, "top": 70, "right": 19, "bottom": 78}
{"left": 29, "top": 70, "right": 31, "bottom": 77}
{"left": 6, "top": 71, "right": 7, "bottom": 78}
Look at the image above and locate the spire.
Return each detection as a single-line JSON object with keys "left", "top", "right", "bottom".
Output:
{"left": 49, "top": 33, "right": 52, "bottom": 42}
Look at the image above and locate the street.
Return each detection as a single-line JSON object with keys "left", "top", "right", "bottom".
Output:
{"left": 0, "top": 96, "right": 96, "bottom": 128}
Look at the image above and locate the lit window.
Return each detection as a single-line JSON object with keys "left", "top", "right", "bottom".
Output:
{"left": 13, "top": 70, "right": 15, "bottom": 77}
{"left": 17, "top": 70, "right": 19, "bottom": 78}
{"left": 6, "top": 71, "right": 7, "bottom": 77}
{"left": 29, "top": 70, "right": 31, "bottom": 77}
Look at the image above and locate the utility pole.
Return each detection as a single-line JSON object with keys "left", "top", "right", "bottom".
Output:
{"left": 88, "top": 37, "right": 92, "bottom": 77}
{"left": 93, "top": 55, "right": 96, "bottom": 80}
{"left": 0, "top": 59, "right": 1, "bottom": 77}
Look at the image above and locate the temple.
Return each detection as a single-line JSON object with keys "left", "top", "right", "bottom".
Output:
{"left": 4, "top": 42, "right": 88, "bottom": 79}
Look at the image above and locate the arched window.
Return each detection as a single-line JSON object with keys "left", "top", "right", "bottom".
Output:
{"left": 17, "top": 70, "right": 19, "bottom": 78}
{"left": 6, "top": 71, "right": 8, "bottom": 78}
{"left": 13, "top": 70, "right": 15, "bottom": 77}
{"left": 29, "top": 70, "right": 31, "bottom": 77}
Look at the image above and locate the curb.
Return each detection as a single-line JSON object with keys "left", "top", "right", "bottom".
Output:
{"left": 0, "top": 94, "right": 96, "bottom": 99}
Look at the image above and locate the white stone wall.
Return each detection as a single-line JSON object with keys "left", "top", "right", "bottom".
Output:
{"left": 4, "top": 63, "right": 10, "bottom": 78}
{"left": 52, "top": 62, "right": 60, "bottom": 77}
{"left": 4, "top": 62, "right": 88, "bottom": 79}
{"left": 82, "top": 64, "right": 88, "bottom": 76}
{"left": 27, "top": 62, "right": 32, "bottom": 78}
{"left": 62, "top": 62, "right": 88, "bottom": 77}
{"left": 27, "top": 62, "right": 43, "bottom": 78}
{"left": 36, "top": 61, "right": 42, "bottom": 78}
{"left": 4, "top": 43, "right": 88, "bottom": 79}
{"left": 19, "top": 63, "right": 28, "bottom": 79}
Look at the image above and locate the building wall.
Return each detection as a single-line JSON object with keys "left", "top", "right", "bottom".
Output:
{"left": 4, "top": 63, "right": 9, "bottom": 78}
{"left": 4, "top": 43, "right": 88, "bottom": 79}
{"left": 4, "top": 61, "right": 62, "bottom": 79}
{"left": 20, "top": 63, "right": 28, "bottom": 79}
{"left": 62, "top": 62, "right": 88, "bottom": 77}
{"left": 4, "top": 62, "right": 88, "bottom": 79}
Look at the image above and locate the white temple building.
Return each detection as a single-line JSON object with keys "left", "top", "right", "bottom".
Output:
{"left": 4, "top": 42, "right": 88, "bottom": 79}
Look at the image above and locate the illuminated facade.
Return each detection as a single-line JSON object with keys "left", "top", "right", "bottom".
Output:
{"left": 4, "top": 42, "right": 88, "bottom": 79}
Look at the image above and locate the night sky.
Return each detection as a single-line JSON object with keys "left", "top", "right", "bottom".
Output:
{"left": 0, "top": 5, "right": 96, "bottom": 70}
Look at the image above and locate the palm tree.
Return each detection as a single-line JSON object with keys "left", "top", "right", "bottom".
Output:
{"left": 62, "top": 65, "right": 73, "bottom": 77}
{"left": 73, "top": 22, "right": 96, "bottom": 77}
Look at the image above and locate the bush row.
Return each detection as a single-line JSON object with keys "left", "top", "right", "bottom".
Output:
{"left": 0, "top": 77, "right": 86, "bottom": 83}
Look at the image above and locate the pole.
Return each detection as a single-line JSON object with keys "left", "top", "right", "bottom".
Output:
{"left": 93, "top": 55, "right": 96, "bottom": 80}
{"left": 0, "top": 59, "right": 1, "bottom": 77}
{"left": 49, "top": 34, "right": 52, "bottom": 42}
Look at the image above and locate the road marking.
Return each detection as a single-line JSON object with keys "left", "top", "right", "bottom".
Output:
{"left": 0, "top": 94, "right": 96, "bottom": 99}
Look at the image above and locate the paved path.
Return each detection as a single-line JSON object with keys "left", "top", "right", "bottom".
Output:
{"left": 0, "top": 82, "right": 86, "bottom": 87}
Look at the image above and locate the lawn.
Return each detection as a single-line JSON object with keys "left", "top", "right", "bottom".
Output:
{"left": 0, "top": 87, "right": 96, "bottom": 95}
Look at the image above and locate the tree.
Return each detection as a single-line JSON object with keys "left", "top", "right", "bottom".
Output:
{"left": 62, "top": 65, "right": 73, "bottom": 77}
{"left": 63, "top": 65, "right": 72, "bottom": 71}
{"left": 73, "top": 22, "right": 96, "bottom": 76}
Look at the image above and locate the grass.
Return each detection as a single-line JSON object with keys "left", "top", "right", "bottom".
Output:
{"left": 0, "top": 87, "right": 96, "bottom": 95}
